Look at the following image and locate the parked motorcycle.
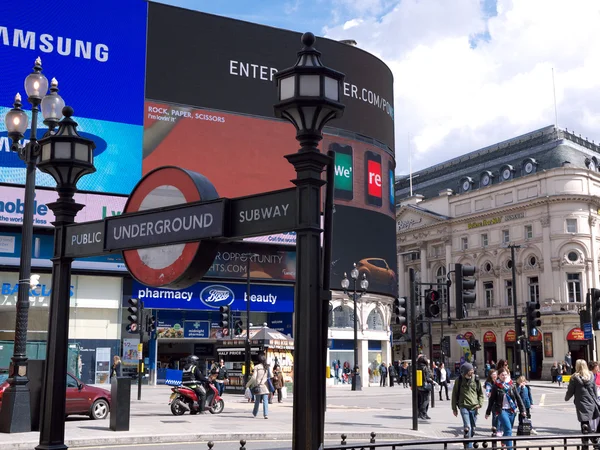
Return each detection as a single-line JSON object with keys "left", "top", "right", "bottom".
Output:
{"left": 169, "top": 380, "right": 224, "bottom": 416}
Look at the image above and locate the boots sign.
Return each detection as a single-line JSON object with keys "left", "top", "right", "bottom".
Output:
{"left": 61, "top": 167, "right": 298, "bottom": 289}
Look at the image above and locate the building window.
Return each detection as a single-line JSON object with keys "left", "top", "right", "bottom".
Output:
{"left": 505, "top": 280, "right": 513, "bottom": 307}
{"left": 436, "top": 266, "right": 447, "bottom": 304}
{"left": 461, "top": 237, "right": 468, "bottom": 250}
{"left": 404, "top": 251, "right": 420, "bottom": 262}
{"left": 502, "top": 229, "right": 510, "bottom": 244}
{"left": 481, "top": 234, "right": 488, "bottom": 247}
{"left": 566, "top": 218, "right": 578, "bottom": 233}
{"left": 567, "top": 273, "right": 582, "bottom": 303}
{"left": 367, "top": 309, "right": 384, "bottom": 331}
{"left": 525, "top": 225, "right": 533, "bottom": 240}
{"left": 332, "top": 305, "right": 355, "bottom": 328}
{"left": 529, "top": 276, "right": 539, "bottom": 303}
{"left": 432, "top": 245, "right": 443, "bottom": 258}
{"left": 484, "top": 282, "right": 494, "bottom": 308}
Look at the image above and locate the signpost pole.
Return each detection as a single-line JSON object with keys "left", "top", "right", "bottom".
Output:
{"left": 245, "top": 256, "right": 251, "bottom": 388}
{"left": 36, "top": 189, "right": 85, "bottom": 450}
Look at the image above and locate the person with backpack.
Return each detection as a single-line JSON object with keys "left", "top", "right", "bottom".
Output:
{"left": 486, "top": 367, "right": 526, "bottom": 449}
{"left": 452, "top": 362, "right": 485, "bottom": 448}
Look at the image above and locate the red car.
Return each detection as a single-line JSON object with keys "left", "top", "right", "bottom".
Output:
{"left": 0, "top": 373, "right": 111, "bottom": 420}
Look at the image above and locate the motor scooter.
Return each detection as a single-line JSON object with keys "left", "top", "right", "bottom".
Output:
{"left": 169, "top": 377, "right": 224, "bottom": 416}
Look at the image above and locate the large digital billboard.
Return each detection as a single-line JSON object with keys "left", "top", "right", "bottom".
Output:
{"left": 0, "top": 0, "right": 148, "bottom": 194}
{"left": 144, "top": 4, "right": 398, "bottom": 296}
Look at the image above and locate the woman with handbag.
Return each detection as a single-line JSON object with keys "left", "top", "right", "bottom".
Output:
{"left": 246, "top": 354, "right": 270, "bottom": 419}
{"left": 565, "top": 359, "right": 600, "bottom": 449}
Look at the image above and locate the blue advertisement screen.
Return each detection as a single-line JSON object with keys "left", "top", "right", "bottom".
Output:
{"left": 132, "top": 280, "right": 294, "bottom": 313}
{"left": 0, "top": 0, "right": 148, "bottom": 194}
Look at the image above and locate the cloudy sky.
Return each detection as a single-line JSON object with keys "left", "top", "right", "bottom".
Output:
{"left": 159, "top": 0, "right": 600, "bottom": 175}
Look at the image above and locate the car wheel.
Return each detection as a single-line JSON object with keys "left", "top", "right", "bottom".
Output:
{"left": 90, "top": 399, "right": 109, "bottom": 420}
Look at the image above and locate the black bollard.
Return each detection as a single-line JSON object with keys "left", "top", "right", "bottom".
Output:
{"left": 341, "top": 434, "right": 347, "bottom": 445}
{"left": 109, "top": 377, "right": 131, "bottom": 431}
{"left": 240, "top": 439, "right": 246, "bottom": 450}
{"left": 207, "top": 441, "right": 214, "bottom": 449}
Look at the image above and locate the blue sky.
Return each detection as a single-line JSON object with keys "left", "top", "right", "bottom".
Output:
{"left": 155, "top": 0, "right": 599, "bottom": 174}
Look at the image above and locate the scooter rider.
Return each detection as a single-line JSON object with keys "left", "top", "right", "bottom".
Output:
{"left": 182, "top": 355, "right": 208, "bottom": 413}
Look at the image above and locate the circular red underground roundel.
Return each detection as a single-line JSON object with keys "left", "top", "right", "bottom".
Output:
{"left": 122, "top": 166, "right": 219, "bottom": 289}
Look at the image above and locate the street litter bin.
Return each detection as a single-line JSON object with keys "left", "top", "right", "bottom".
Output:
{"left": 110, "top": 377, "right": 131, "bottom": 431}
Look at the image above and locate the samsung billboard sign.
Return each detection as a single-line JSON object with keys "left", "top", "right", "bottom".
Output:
{"left": 0, "top": 0, "right": 147, "bottom": 194}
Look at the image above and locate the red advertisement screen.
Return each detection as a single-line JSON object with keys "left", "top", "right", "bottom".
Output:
{"left": 367, "top": 160, "right": 382, "bottom": 198}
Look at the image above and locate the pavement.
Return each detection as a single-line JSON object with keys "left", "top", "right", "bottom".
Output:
{"left": 0, "top": 380, "right": 583, "bottom": 450}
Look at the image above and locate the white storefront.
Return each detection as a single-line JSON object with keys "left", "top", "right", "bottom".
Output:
{"left": 396, "top": 165, "right": 600, "bottom": 379}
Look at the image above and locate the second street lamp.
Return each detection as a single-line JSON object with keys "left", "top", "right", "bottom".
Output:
{"left": 0, "top": 58, "right": 64, "bottom": 434}
{"left": 341, "top": 263, "right": 368, "bottom": 391}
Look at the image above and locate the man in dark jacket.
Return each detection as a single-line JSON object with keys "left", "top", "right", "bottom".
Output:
{"left": 182, "top": 355, "right": 208, "bottom": 412}
{"left": 215, "top": 359, "right": 228, "bottom": 396}
{"left": 417, "top": 355, "right": 434, "bottom": 419}
{"left": 452, "top": 362, "right": 485, "bottom": 448}
{"left": 380, "top": 362, "right": 388, "bottom": 387}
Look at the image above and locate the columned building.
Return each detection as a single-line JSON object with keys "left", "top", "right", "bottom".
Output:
{"left": 395, "top": 126, "right": 600, "bottom": 379}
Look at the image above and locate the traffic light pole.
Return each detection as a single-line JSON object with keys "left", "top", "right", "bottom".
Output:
{"left": 138, "top": 301, "right": 144, "bottom": 401}
{"left": 509, "top": 244, "right": 522, "bottom": 378}
{"left": 245, "top": 255, "right": 251, "bottom": 388}
{"left": 409, "top": 269, "right": 418, "bottom": 431}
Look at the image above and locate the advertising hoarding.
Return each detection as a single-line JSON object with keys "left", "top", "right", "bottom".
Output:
{"left": 132, "top": 280, "right": 294, "bottom": 312}
{"left": 331, "top": 205, "right": 397, "bottom": 296}
{"left": 146, "top": 4, "right": 394, "bottom": 151}
{"left": 0, "top": 0, "right": 148, "bottom": 194}
{"left": 0, "top": 185, "right": 127, "bottom": 227}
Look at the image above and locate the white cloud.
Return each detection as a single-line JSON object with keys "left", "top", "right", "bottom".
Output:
{"left": 323, "top": 0, "right": 600, "bottom": 173}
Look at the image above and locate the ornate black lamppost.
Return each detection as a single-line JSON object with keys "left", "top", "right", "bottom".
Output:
{"left": 0, "top": 58, "right": 64, "bottom": 433}
{"left": 34, "top": 106, "right": 96, "bottom": 450}
{"left": 274, "top": 32, "right": 344, "bottom": 450}
{"left": 341, "top": 264, "right": 368, "bottom": 391}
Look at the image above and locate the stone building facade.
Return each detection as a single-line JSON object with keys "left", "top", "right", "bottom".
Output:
{"left": 394, "top": 126, "right": 600, "bottom": 379}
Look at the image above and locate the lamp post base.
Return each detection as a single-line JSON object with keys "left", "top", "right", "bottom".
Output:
{"left": 0, "top": 384, "right": 32, "bottom": 433}
{"left": 351, "top": 373, "right": 362, "bottom": 391}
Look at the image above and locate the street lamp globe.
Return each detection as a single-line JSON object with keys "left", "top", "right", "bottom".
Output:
{"left": 341, "top": 273, "right": 350, "bottom": 290}
{"left": 41, "top": 78, "right": 65, "bottom": 128}
{"left": 360, "top": 274, "right": 369, "bottom": 292}
{"left": 350, "top": 262, "right": 359, "bottom": 280}
{"left": 274, "top": 32, "right": 345, "bottom": 148}
{"left": 24, "top": 57, "right": 48, "bottom": 103}
{"left": 4, "top": 93, "right": 29, "bottom": 144}
{"left": 37, "top": 106, "right": 96, "bottom": 189}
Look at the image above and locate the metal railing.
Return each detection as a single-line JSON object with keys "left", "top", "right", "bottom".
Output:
{"left": 202, "top": 432, "right": 600, "bottom": 449}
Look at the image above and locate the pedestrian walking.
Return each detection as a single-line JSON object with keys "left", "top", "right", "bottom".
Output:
{"left": 246, "top": 353, "right": 270, "bottom": 419}
{"left": 388, "top": 363, "right": 395, "bottom": 387}
{"left": 379, "top": 362, "right": 388, "bottom": 387}
{"left": 451, "top": 362, "right": 484, "bottom": 448}
{"left": 484, "top": 369, "right": 501, "bottom": 437}
{"left": 272, "top": 364, "right": 284, "bottom": 403}
{"left": 214, "top": 359, "right": 228, "bottom": 397}
{"left": 438, "top": 362, "right": 450, "bottom": 401}
{"left": 516, "top": 375, "right": 537, "bottom": 434}
{"left": 401, "top": 362, "right": 409, "bottom": 388}
{"left": 485, "top": 368, "right": 526, "bottom": 449}
{"left": 565, "top": 352, "right": 573, "bottom": 374}
{"left": 417, "top": 355, "right": 434, "bottom": 420}
{"left": 590, "top": 361, "right": 600, "bottom": 398}
{"left": 565, "top": 359, "right": 600, "bottom": 449}
{"left": 551, "top": 362, "right": 559, "bottom": 383}
{"left": 110, "top": 355, "right": 122, "bottom": 380}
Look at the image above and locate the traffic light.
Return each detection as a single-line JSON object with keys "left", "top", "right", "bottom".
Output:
{"left": 455, "top": 264, "right": 476, "bottom": 319}
{"left": 592, "top": 288, "right": 600, "bottom": 330}
{"left": 146, "top": 315, "right": 156, "bottom": 334}
{"left": 234, "top": 319, "right": 244, "bottom": 336}
{"left": 424, "top": 290, "right": 441, "bottom": 318}
{"left": 394, "top": 297, "right": 408, "bottom": 329}
{"left": 127, "top": 298, "right": 142, "bottom": 334}
{"left": 517, "top": 318, "right": 526, "bottom": 339}
{"left": 219, "top": 305, "right": 230, "bottom": 335}
{"left": 526, "top": 301, "right": 541, "bottom": 336}
{"left": 441, "top": 336, "right": 451, "bottom": 358}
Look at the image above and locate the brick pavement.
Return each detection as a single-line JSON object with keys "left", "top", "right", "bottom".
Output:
{"left": 0, "top": 382, "right": 583, "bottom": 449}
